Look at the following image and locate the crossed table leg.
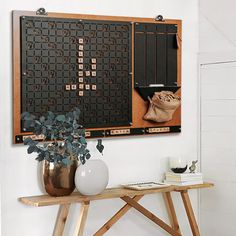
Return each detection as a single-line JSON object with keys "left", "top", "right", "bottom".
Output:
{"left": 53, "top": 190, "right": 200, "bottom": 236}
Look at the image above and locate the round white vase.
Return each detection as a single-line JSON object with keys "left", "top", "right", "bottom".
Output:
{"left": 75, "top": 159, "right": 109, "bottom": 195}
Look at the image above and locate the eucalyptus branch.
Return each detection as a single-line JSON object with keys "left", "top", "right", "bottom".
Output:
{"left": 21, "top": 107, "right": 104, "bottom": 165}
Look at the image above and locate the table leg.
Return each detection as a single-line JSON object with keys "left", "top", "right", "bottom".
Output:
{"left": 53, "top": 204, "right": 71, "bottom": 236}
{"left": 163, "top": 192, "right": 181, "bottom": 235}
{"left": 180, "top": 190, "right": 200, "bottom": 236}
{"left": 75, "top": 201, "right": 90, "bottom": 236}
{"left": 94, "top": 195, "right": 144, "bottom": 236}
{"left": 121, "top": 196, "right": 181, "bottom": 236}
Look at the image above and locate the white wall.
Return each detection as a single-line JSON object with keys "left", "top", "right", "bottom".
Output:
{"left": 200, "top": 62, "right": 236, "bottom": 236}
{"left": 199, "top": 1, "right": 236, "bottom": 235}
{"left": 0, "top": 0, "right": 199, "bottom": 235}
{"left": 199, "top": 0, "right": 236, "bottom": 54}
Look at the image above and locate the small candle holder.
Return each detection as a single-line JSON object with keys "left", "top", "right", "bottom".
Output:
{"left": 169, "top": 157, "right": 188, "bottom": 173}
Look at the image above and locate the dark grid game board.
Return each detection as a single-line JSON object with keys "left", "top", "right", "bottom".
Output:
{"left": 20, "top": 16, "right": 132, "bottom": 129}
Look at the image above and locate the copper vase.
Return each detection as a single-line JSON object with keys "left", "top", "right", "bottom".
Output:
{"left": 42, "top": 160, "right": 78, "bottom": 197}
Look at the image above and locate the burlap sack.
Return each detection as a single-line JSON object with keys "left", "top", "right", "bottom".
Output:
{"left": 144, "top": 91, "right": 181, "bottom": 122}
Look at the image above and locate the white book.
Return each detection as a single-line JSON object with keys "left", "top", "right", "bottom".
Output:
{"left": 165, "top": 172, "right": 203, "bottom": 177}
{"left": 164, "top": 179, "right": 204, "bottom": 186}
{"left": 166, "top": 175, "right": 203, "bottom": 182}
{"left": 165, "top": 172, "right": 203, "bottom": 181}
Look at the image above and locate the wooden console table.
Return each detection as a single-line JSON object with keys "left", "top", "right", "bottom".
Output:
{"left": 19, "top": 182, "right": 213, "bottom": 236}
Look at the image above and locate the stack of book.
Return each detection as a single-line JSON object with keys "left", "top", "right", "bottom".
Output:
{"left": 164, "top": 172, "right": 203, "bottom": 186}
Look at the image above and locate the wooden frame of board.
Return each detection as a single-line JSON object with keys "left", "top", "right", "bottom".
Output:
{"left": 13, "top": 10, "right": 182, "bottom": 143}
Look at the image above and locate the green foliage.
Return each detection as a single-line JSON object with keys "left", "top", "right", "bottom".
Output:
{"left": 21, "top": 107, "right": 104, "bottom": 165}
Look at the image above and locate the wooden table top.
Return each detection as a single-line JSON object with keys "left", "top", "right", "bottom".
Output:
{"left": 19, "top": 182, "right": 214, "bottom": 207}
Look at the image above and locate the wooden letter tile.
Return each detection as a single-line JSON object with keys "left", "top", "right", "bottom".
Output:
{"left": 78, "top": 77, "right": 84, "bottom": 83}
{"left": 79, "top": 38, "right": 84, "bottom": 44}
{"left": 91, "top": 85, "right": 97, "bottom": 90}
{"left": 78, "top": 58, "right": 83, "bottom": 63}
{"left": 79, "top": 84, "right": 84, "bottom": 89}
{"left": 78, "top": 71, "right": 83, "bottom": 76}
{"left": 79, "top": 91, "right": 84, "bottom": 96}
{"left": 71, "top": 84, "right": 77, "bottom": 90}
{"left": 91, "top": 64, "right": 96, "bottom": 70}
{"left": 85, "top": 71, "right": 91, "bottom": 77}
{"left": 91, "top": 58, "right": 96, "bottom": 63}
{"left": 79, "top": 64, "right": 84, "bottom": 70}
{"left": 92, "top": 71, "right": 96, "bottom": 77}
{"left": 85, "top": 84, "right": 90, "bottom": 90}
{"left": 65, "top": 85, "right": 71, "bottom": 91}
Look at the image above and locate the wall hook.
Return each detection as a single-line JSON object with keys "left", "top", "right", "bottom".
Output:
{"left": 155, "top": 15, "right": 164, "bottom": 22}
{"left": 36, "top": 8, "right": 48, "bottom": 16}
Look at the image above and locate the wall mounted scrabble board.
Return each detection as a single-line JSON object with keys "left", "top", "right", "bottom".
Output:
{"left": 13, "top": 10, "right": 182, "bottom": 143}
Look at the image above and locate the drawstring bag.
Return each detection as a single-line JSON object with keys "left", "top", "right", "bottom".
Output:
{"left": 144, "top": 91, "right": 181, "bottom": 123}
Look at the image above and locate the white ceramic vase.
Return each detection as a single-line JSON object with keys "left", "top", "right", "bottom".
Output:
{"left": 75, "top": 159, "right": 109, "bottom": 195}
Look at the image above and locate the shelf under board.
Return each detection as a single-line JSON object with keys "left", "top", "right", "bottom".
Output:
{"left": 135, "top": 86, "right": 181, "bottom": 101}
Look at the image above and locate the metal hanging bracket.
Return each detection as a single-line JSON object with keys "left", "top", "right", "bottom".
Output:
{"left": 36, "top": 8, "right": 48, "bottom": 16}
{"left": 155, "top": 15, "right": 164, "bottom": 22}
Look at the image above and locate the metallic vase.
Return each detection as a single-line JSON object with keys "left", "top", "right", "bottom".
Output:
{"left": 42, "top": 160, "right": 78, "bottom": 197}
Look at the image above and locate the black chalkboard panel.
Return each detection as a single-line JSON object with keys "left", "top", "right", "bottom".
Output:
{"left": 134, "top": 23, "right": 178, "bottom": 88}
{"left": 146, "top": 33, "right": 156, "bottom": 85}
{"left": 156, "top": 33, "right": 167, "bottom": 85}
{"left": 167, "top": 34, "right": 178, "bottom": 86}
{"left": 20, "top": 16, "right": 132, "bottom": 130}
{"left": 134, "top": 32, "right": 146, "bottom": 86}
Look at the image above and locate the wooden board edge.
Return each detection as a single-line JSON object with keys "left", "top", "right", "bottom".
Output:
{"left": 174, "top": 182, "right": 214, "bottom": 192}
{"left": 12, "top": 10, "right": 182, "bottom": 24}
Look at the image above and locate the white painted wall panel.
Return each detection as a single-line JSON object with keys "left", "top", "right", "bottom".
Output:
{"left": 201, "top": 63, "right": 236, "bottom": 99}
{"left": 201, "top": 86, "right": 236, "bottom": 100}
{"left": 201, "top": 181, "right": 236, "bottom": 213}
{"left": 201, "top": 210, "right": 236, "bottom": 236}
{"left": 199, "top": 0, "right": 236, "bottom": 234}
{"left": 200, "top": 62, "right": 236, "bottom": 236}
{"left": 201, "top": 100, "right": 236, "bottom": 117}
{"left": 201, "top": 146, "right": 236, "bottom": 165}
{"left": 201, "top": 131, "right": 236, "bottom": 149}
{"left": 201, "top": 116, "right": 236, "bottom": 132}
